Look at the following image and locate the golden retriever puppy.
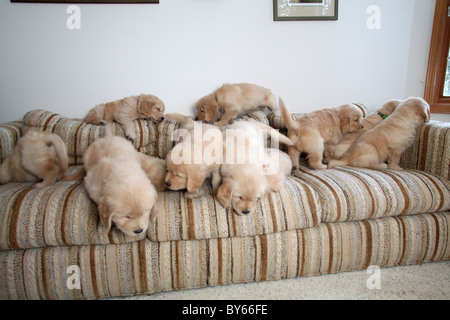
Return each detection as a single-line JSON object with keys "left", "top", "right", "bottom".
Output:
{"left": 195, "top": 83, "right": 278, "bottom": 126}
{"left": 279, "top": 98, "right": 364, "bottom": 170}
{"left": 0, "top": 129, "right": 68, "bottom": 187}
{"left": 164, "top": 113, "right": 223, "bottom": 199}
{"left": 263, "top": 148, "right": 293, "bottom": 192}
{"left": 328, "top": 97, "right": 431, "bottom": 170}
{"left": 81, "top": 135, "right": 158, "bottom": 236}
{"left": 83, "top": 94, "right": 165, "bottom": 142}
{"left": 331, "top": 99, "right": 402, "bottom": 160}
{"left": 138, "top": 153, "right": 168, "bottom": 192}
{"left": 217, "top": 120, "right": 293, "bottom": 215}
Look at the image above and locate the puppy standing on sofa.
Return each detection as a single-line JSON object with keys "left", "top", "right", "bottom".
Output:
{"left": 83, "top": 94, "right": 165, "bottom": 142}
{"left": 195, "top": 83, "right": 278, "bottom": 127}
{"left": 279, "top": 98, "right": 364, "bottom": 170}
{"left": 0, "top": 129, "right": 68, "bottom": 187}
{"left": 328, "top": 97, "right": 431, "bottom": 170}
{"left": 330, "top": 99, "right": 402, "bottom": 160}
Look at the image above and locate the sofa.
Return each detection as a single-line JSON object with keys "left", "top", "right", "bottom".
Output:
{"left": 0, "top": 108, "right": 449, "bottom": 300}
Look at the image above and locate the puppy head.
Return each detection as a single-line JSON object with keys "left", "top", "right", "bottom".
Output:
{"left": 99, "top": 177, "right": 157, "bottom": 237}
{"left": 195, "top": 94, "right": 218, "bottom": 122}
{"left": 138, "top": 94, "right": 165, "bottom": 123}
{"left": 338, "top": 105, "right": 364, "bottom": 134}
{"left": 401, "top": 97, "right": 431, "bottom": 123}
{"left": 164, "top": 152, "right": 206, "bottom": 192}
{"left": 217, "top": 168, "right": 268, "bottom": 216}
{"left": 377, "top": 99, "right": 402, "bottom": 117}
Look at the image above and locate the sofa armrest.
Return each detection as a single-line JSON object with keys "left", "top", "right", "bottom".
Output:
{"left": 0, "top": 121, "right": 26, "bottom": 164}
{"left": 400, "top": 121, "right": 450, "bottom": 180}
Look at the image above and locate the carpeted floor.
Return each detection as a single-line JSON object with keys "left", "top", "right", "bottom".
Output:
{"left": 111, "top": 261, "right": 450, "bottom": 300}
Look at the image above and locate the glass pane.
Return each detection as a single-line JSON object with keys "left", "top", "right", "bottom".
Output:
{"left": 444, "top": 47, "right": 450, "bottom": 96}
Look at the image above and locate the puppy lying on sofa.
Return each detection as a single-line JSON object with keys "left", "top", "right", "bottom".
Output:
{"left": 83, "top": 94, "right": 165, "bottom": 142}
{"left": 0, "top": 129, "right": 68, "bottom": 187}
{"left": 216, "top": 120, "right": 293, "bottom": 216}
{"left": 195, "top": 83, "right": 278, "bottom": 127}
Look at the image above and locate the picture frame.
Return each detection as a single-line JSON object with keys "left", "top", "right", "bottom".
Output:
{"left": 11, "top": 0, "right": 158, "bottom": 3}
{"left": 273, "top": 0, "right": 338, "bottom": 21}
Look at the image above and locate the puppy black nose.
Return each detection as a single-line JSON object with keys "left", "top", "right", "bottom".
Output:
{"left": 165, "top": 181, "right": 171, "bottom": 187}
{"left": 195, "top": 117, "right": 199, "bottom": 121}
{"left": 134, "top": 229, "right": 144, "bottom": 234}
{"left": 242, "top": 210, "right": 250, "bottom": 215}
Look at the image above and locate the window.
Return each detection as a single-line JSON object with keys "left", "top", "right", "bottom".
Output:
{"left": 424, "top": 0, "right": 450, "bottom": 113}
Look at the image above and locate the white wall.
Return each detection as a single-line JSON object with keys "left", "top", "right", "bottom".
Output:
{"left": 0, "top": 0, "right": 446, "bottom": 123}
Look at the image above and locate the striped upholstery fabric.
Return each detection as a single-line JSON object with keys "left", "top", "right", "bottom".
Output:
{"left": 294, "top": 162, "right": 450, "bottom": 223}
{"left": 0, "top": 175, "right": 321, "bottom": 249}
{"left": 0, "top": 121, "right": 25, "bottom": 163}
{"left": 400, "top": 121, "right": 450, "bottom": 180}
{"left": 1, "top": 212, "right": 448, "bottom": 300}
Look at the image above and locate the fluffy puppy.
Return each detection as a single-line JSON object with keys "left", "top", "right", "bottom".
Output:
{"left": 138, "top": 153, "right": 168, "bottom": 192}
{"left": 263, "top": 148, "right": 293, "bottom": 192}
{"left": 81, "top": 135, "right": 158, "bottom": 236}
{"left": 216, "top": 121, "right": 293, "bottom": 215}
{"left": 0, "top": 129, "right": 68, "bottom": 187}
{"left": 195, "top": 83, "right": 278, "bottom": 126}
{"left": 83, "top": 94, "right": 165, "bottom": 142}
{"left": 164, "top": 113, "right": 223, "bottom": 199}
{"left": 331, "top": 99, "right": 402, "bottom": 160}
{"left": 328, "top": 97, "right": 431, "bottom": 170}
{"left": 279, "top": 98, "right": 364, "bottom": 170}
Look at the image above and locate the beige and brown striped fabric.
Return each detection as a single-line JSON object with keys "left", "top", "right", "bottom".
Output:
{"left": 0, "top": 121, "right": 25, "bottom": 163}
{"left": 0, "top": 175, "right": 321, "bottom": 249}
{"left": 1, "top": 212, "right": 448, "bottom": 300}
{"left": 293, "top": 161, "right": 450, "bottom": 223}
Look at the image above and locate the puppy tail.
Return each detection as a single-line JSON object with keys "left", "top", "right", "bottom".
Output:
{"left": 164, "top": 113, "right": 196, "bottom": 130}
{"left": 278, "top": 98, "right": 299, "bottom": 130}
{"left": 327, "top": 159, "right": 349, "bottom": 169}
{"left": 62, "top": 166, "right": 86, "bottom": 181}
{"left": 45, "top": 134, "right": 69, "bottom": 180}
{"left": 253, "top": 122, "right": 294, "bottom": 146}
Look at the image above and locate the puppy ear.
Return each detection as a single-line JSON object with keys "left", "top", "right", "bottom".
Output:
{"left": 98, "top": 197, "right": 114, "bottom": 232}
{"left": 216, "top": 178, "right": 233, "bottom": 208}
{"left": 186, "top": 168, "right": 206, "bottom": 193}
{"left": 138, "top": 96, "right": 156, "bottom": 117}
{"left": 204, "top": 96, "right": 219, "bottom": 122}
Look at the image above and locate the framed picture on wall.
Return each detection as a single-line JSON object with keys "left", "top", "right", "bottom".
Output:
{"left": 273, "top": 0, "right": 338, "bottom": 21}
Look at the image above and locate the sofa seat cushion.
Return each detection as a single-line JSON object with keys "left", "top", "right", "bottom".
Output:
{"left": 0, "top": 169, "right": 322, "bottom": 250}
{"left": 294, "top": 160, "right": 450, "bottom": 223}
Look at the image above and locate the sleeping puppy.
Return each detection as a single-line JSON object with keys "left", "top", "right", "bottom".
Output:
{"left": 138, "top": 153, "right": 168, "bottom": 192}
{"left": 0, "top": 129, "right": 68, "bottom": 187}
{"left": 330, "top": 99, "right": 402, "bottom": 160}
{"left": 83, "top": 94, "right": 165, "bottom": 142}
{"left": 195, "top": 83, "right": 278, "bottom": 126}
{"left": 263, "top": 148, "right": 293, "bottom": 192}
{"left": 328, "top": 97, "right": 431, "bottom": 170}
{"left": 279, "top": 98, "right": 364, "bottom": 170}
{"left": 81, "top": 135, "right": 158, "bottom": 236}
{"left": 164, "top": 113, "right": 223, "bottom": 199}
{"left": 216, "top": 120, "right": 293, "bottom": 215}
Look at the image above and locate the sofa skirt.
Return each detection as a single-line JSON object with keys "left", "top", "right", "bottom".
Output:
{"left": 1, "top": 212, "right": 449, "bottom": 300}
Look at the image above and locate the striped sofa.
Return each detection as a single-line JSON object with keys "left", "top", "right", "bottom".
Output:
{"left": 0, "top": 109, "right": 449, "bottom": 300}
